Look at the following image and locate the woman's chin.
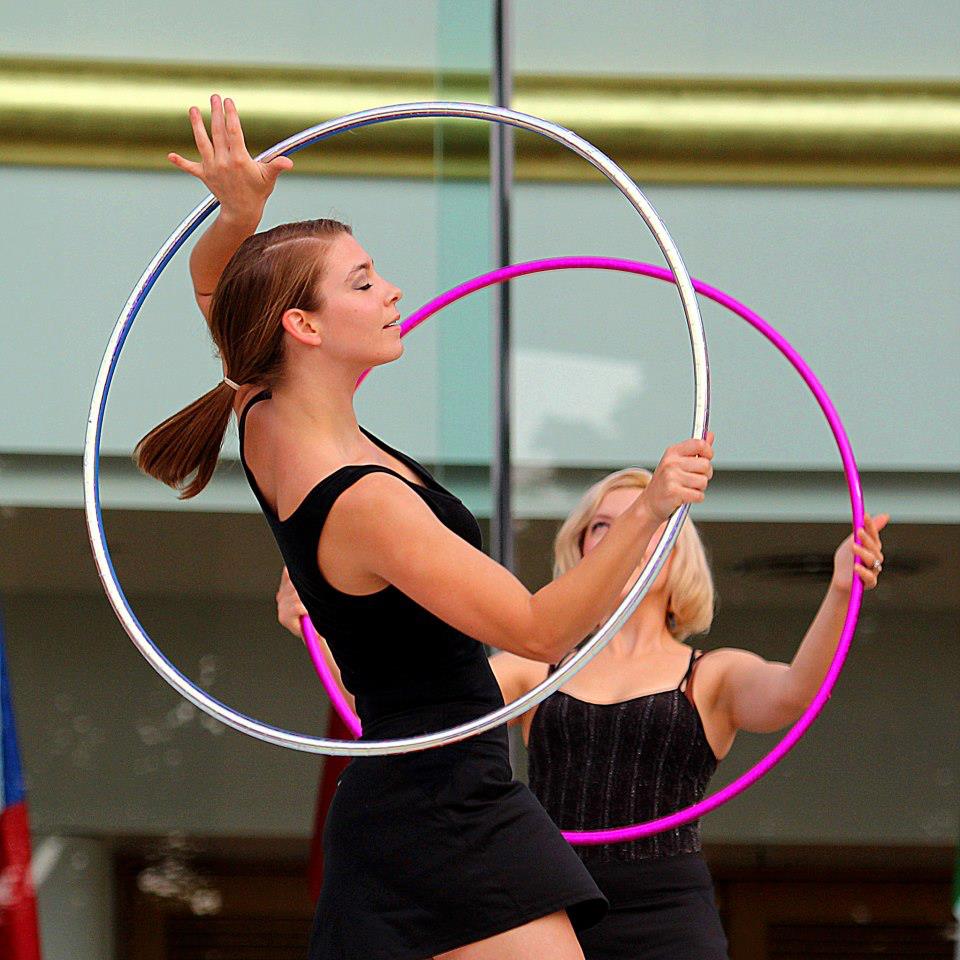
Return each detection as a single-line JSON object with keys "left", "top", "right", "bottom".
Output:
{"left": 365, "top": 342, "right": 404, "bottom": 368}
{"left": 385, "top": 340, "right": 405, "bottom": 362}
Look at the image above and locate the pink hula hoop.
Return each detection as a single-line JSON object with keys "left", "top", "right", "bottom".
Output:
{"left": 303, "top": 256, "right": 864, "bottom": 845}
{"left": 302, "top": 618, "right": 363, "bottom": 738}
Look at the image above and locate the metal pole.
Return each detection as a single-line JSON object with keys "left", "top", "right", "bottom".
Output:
{"left": 490, "top": 0, "right": 514, "bottom": 570}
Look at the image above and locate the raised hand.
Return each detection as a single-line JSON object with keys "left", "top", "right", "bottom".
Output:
{"left": 832, "top": 512, "right": 889, "bottom": 592}
{"left": 169, "top": 94, "right": 293, "bottom": 224}
{"left": 642, "top": 432, "right": 715, "bottom": 522}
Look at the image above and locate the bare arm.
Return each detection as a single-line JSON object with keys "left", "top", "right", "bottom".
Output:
{"left": 716, "top": 512, "right": 888, "bottom": 733}
{"left": 324, "top": 437, "right": 714, "bottom": 664}
{"left": 188, "top": 209, "right": 263, "bottom": 318}
{"left": 169, "top": 95, "right": 293, "bottom": 318}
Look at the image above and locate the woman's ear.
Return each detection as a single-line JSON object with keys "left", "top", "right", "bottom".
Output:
{"left": 281, "top": 307, "right": 323, "bottom": 346}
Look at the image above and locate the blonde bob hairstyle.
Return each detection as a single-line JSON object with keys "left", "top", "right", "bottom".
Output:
{"left": 553, "top": 467, "right": 715, "bottom": 641}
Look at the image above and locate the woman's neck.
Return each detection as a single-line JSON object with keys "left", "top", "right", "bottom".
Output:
{"left": 270, "top": 359, "right": 365, "bottom": 454}
{"left": 604, "top": 597, "right": 677, "bottom": 659}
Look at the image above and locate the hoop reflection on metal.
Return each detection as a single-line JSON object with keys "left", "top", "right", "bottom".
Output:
{"left": 349, "top": 257, "right": 865, "bottom": 841}
{"left": 83, "top": 103, "right": 709, "bottom": 757}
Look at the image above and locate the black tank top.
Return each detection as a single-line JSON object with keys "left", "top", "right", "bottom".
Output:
{"left": 528, "top": 649, "right": 718, "bottom": 863}
{"left": 238, "top": 391, "right": 503, "bottom": 737}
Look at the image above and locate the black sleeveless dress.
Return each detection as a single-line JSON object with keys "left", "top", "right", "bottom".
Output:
{"left": 238, "top": 392, "right": 606, "bottom": 960}
{"left": 528, "top": 649, "right": 729, "bottom": 960}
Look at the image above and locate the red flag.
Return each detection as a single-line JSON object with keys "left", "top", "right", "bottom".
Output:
{"left": 308, "top": 709, "right": 354, "bottom": 902}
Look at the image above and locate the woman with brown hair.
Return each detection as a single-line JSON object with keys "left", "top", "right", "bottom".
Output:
{"left": 138, "top": 96, "right": 716, "bottom": 960}
{"left": 282, "top": 470, "right": 886, "bottom": 960}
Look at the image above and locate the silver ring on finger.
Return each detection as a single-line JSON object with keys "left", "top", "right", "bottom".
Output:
{"left": 872, "top": 559, "right": 882, "bottom": 572}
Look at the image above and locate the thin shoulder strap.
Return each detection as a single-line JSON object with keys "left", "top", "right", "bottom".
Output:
{"left": 359, "top": 425, "right": 433, "bottom": 488}
{"left": 681, "top": 649, "right": 711, "bottom": 705}
{"left": 236, "top": 389, "right": 271, "bottom": 465}
{"left": 677, "top": 647, "right": 699, "bottom": 692}
{"left": 235, "top": 389, "right": 273, "bottom": 513}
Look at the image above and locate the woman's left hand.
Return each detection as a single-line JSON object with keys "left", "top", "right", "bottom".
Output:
{"left": 831, "top": 512, "right": 889, "bottom": 592}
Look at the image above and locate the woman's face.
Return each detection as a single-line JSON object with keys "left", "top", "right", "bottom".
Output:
{"left": 581, "top": 486, "right": 672, "bottom": 600}
{"left": 312, "top": 233, "right": 404, "bottom": 368}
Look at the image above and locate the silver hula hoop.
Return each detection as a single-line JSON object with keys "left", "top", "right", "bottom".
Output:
{"left": 84, "top": 102, "right": 710, "bottom": 756}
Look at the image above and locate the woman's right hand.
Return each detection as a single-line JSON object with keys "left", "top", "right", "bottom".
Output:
{"left": 168, "top": 94, "right": 293, "bottom": 224}
{"left": 641, "top": 432, "right": 715, "bottom": 522}
{"left": 276, "top": 566, "right": 308, "bottom": 638}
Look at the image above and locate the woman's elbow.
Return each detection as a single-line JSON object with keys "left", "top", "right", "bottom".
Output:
{"left": 494, "top": 620, "right": 562, "bottom": 664}
{"left": 519, "top": 641, "right": 561, "bottom": 664}
{"left": 512, "top": 628, "right": 568, "bottom": 665}
{"left": 479, "top": 593, "right": 570, "bottom": 663}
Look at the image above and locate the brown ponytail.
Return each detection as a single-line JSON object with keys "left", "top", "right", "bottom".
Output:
{"left": 135, "top": 382, "right": 236, "bottom": 499}
{"left": 135, "top": 218, "right": 352, "bottom": 498}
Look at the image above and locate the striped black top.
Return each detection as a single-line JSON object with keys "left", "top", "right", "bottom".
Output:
{"left": 528, "top": 649, "right": 718, "bottom": 864}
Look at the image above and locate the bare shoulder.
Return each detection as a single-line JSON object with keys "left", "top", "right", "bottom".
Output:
{"left": 323, "top": 469, "right": 455, "bottom": 566}
{"left": 698, "top": 647, "right": 766, "bottom": 678}
{"left": 328, "top": 469, "right": 433, "bottom": 530}
{"left": 701, "top": 647, "right": 764, "bottom": 668}
{"left": 316, "top": 471, "right": 431, "bottom": 594}
{"left": 238, "top": 398, "right": 356, "bottom": 516}
{"left": 692, "top": 647, "right": 762, "bottom": 700}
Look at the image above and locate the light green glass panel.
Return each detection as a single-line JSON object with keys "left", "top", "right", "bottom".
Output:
{"left": 434, "top": 0, "right": 494, "bottom": 475}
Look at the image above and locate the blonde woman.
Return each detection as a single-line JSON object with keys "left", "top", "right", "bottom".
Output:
{"left": 280, "top": 468, "right": 886, "bottom": 960}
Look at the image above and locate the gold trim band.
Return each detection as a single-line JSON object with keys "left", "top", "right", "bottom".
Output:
{"left": 2, "top": 56, "right": 959, "bottom": 186}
